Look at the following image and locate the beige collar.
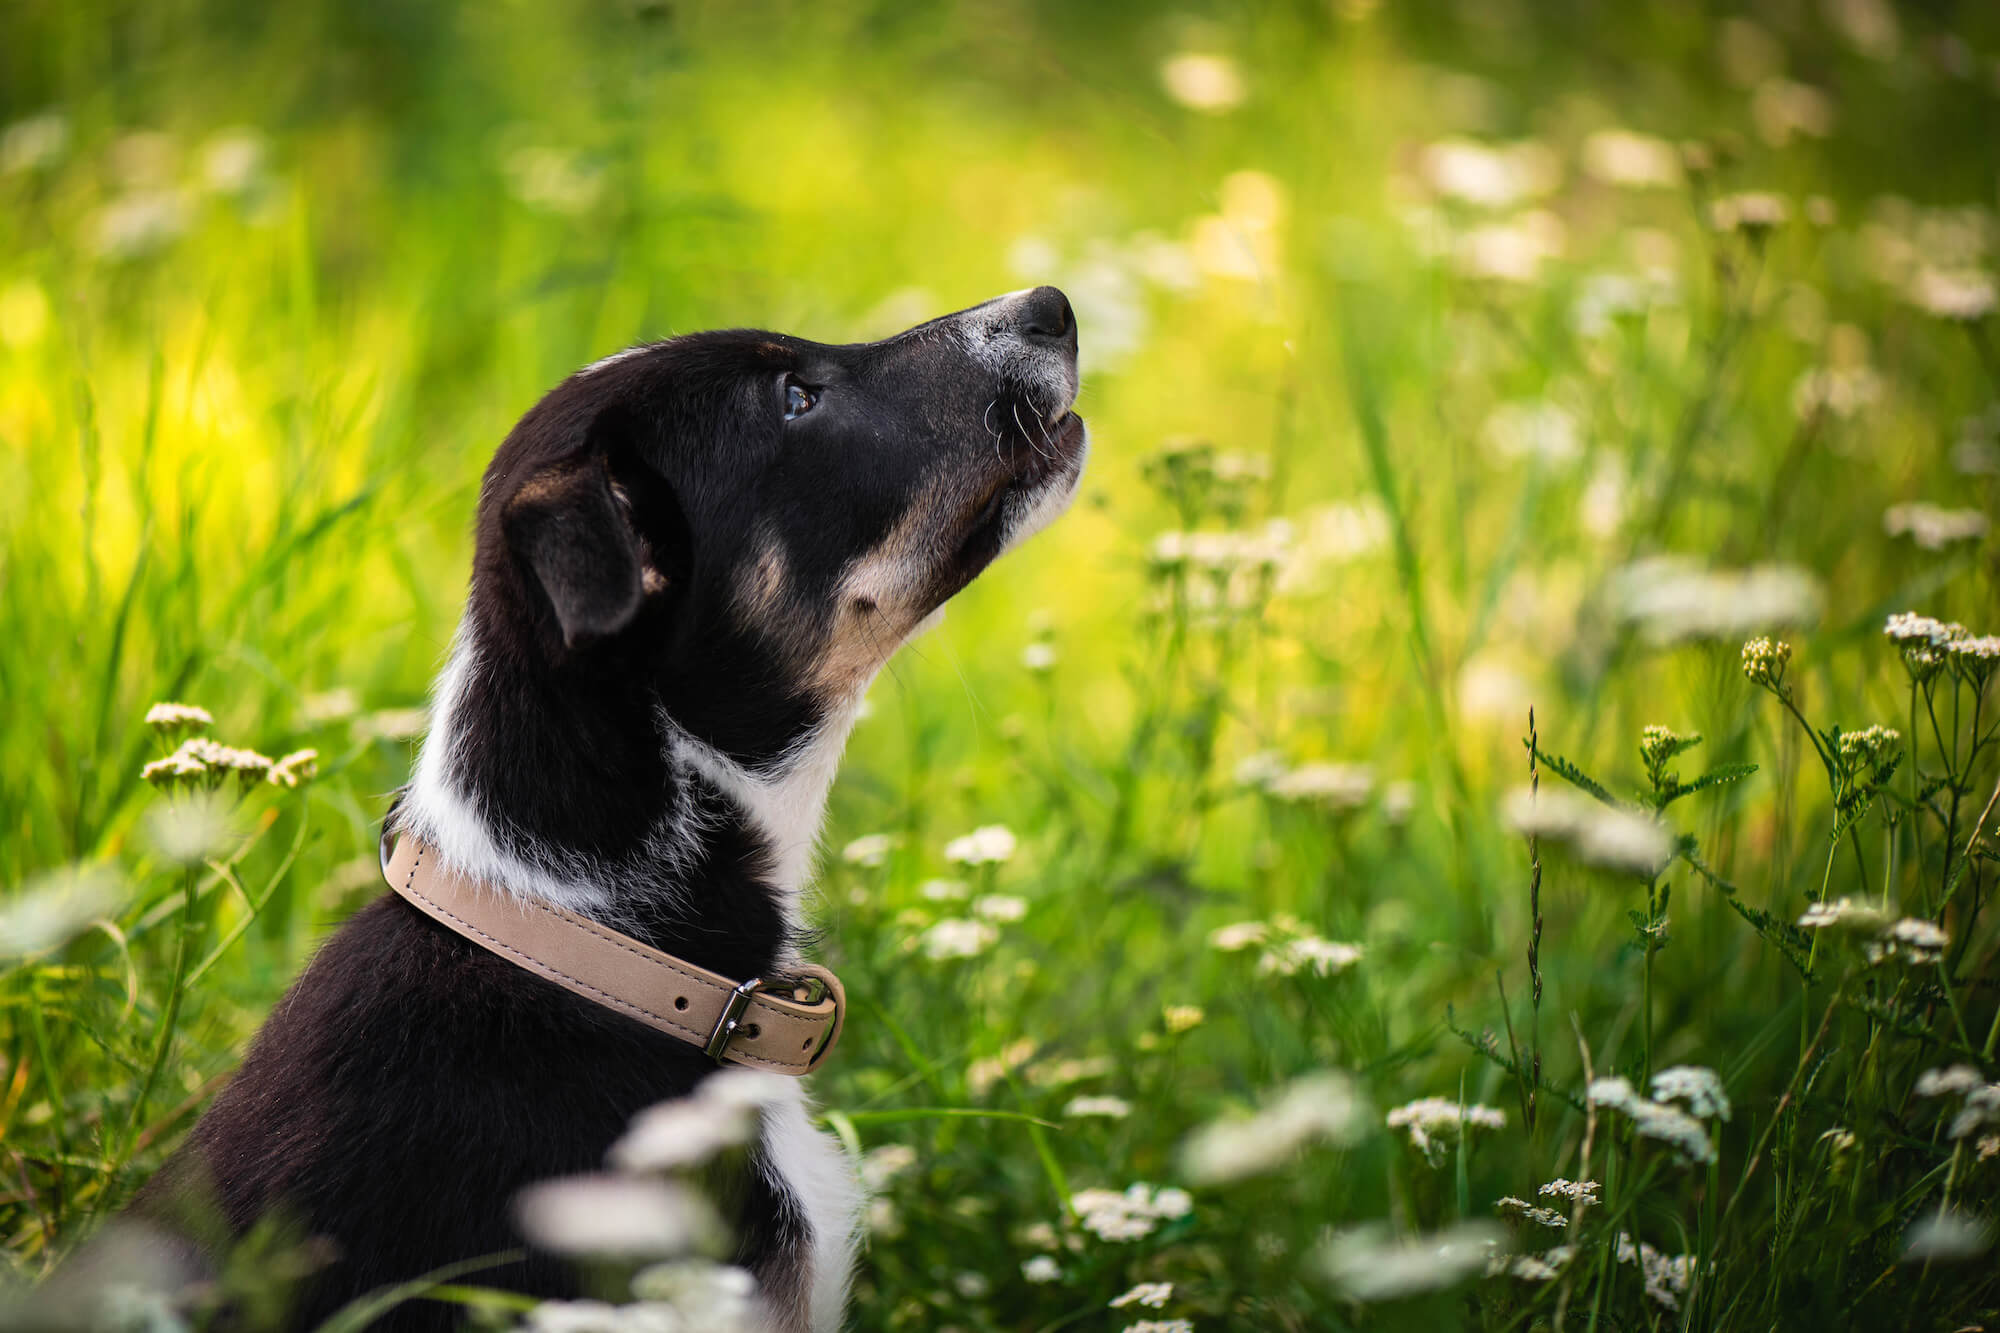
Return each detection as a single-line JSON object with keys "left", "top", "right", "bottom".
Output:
{"left": 381, "top": 835, "right": 845, "bottom": 1075}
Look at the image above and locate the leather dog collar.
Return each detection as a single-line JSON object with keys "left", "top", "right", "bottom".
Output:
{"left": 380, "top": 835, "right": 845, "bottom": 1076}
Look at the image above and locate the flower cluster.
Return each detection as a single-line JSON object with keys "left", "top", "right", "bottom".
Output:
{"left": 1650, "top": 1065, "right": 1732, "bottom": 1121}
{"left": 1068, "top": 1183, "right": 1192, "bottom": 1242}
{"left": 943, "top": 825, "right": 1017, "bottom": 866}
{"left": 1638, "top": 725, "right": 1702, "bottom": 792}
{"left": 1494, "top": 1195, "right": 1568, "bottom": 1228}
{"left": 1206, "top": 916, "right": 1364, "bottom": 978}
{"left": 1617, "top": 1234, "right": 1694, "bottom": 1310}
{"left": 1180, "top": 1070, "right": 1366, "bottom": 1183}
{"left": 1385, "top": 1096, "right": 1507, "bottom": 1160}
{"left": 1740, "top": 635, "right": 1793, "bottom": 692}
{"left": 1501, "top": 787, "right": 1674, "bottom": 877}
{"left": 1587, "top": 1077, "right": 1717, "bottom": 1164}
{"left": 1868, "top": 916, "right": 1949, "bottom": 966}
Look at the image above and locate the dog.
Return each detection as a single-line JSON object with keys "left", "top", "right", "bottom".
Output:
{"left": 114, "top": 287, "right": 1086, "bottom": 1331}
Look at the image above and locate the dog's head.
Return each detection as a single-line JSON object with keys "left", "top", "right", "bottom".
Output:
{"left": 468, "top": 287, "right": 1086, "bottom": 765}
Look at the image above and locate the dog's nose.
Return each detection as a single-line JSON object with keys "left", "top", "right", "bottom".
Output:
{"left": 1013, "top": 286, "right": 1076, "bottom": 351}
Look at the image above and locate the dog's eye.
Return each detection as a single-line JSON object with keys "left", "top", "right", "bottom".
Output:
{"left": 782, "top": 377, "right": 818, "bottom": 421}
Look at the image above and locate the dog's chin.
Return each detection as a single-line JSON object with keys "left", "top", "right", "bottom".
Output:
{"left": 996, "top": 415, "right": 1087, "bottom": 558}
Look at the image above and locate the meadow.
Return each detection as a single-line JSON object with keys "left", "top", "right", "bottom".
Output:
{"left": 3, "top": 1, "right": 1999, "bottom": 1328}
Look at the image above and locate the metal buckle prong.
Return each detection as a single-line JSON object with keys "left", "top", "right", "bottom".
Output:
{"left": 705, "top": 977, "right": 764, "bottom": 1063}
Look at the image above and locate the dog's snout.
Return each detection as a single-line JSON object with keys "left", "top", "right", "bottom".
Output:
{"left": 1014, "top": 285, "right": 1075, "bottom": 350}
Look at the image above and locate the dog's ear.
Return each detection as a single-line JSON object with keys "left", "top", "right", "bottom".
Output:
{"left": 503, "top": 450, "right": 646, "bottom": 650}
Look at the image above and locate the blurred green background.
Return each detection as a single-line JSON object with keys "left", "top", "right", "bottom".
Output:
{"left": 4, "top": 0, "right": 1999, "bottom": 1328}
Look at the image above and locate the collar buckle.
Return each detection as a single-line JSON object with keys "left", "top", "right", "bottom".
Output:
{"left": 704, "top": 977, "right": 764, "bottom": 1063}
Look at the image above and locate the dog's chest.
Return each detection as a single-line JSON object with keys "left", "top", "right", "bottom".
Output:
{"left": 758, "top": 1082, "right": 862, "bottom": 1332}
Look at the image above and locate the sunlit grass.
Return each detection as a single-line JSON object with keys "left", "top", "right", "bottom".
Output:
{"left": 4, "top": 2, "right": 1999, "bottom": 1329}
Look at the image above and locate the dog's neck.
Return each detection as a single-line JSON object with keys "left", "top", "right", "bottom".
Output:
{"left": 392, "top": 616, "right": 864, "bottom": 979}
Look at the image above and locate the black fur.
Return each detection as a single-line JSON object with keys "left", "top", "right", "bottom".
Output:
{"left": 114, "top": 288, "right": 1086, "bottom": 1329}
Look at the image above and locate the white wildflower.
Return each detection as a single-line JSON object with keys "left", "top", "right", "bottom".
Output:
{"left": 1109, "top": 1282, "right": 1173, "bottom": 1309}
{"left": 840, "top": 833, "right": 897, "bottom": 867}
{"left": 143, "top": 702, "right": 213, "bottom": 733}
{"left": 1798, "top": 897, "right": 1888, "bottom": 932}
{"left": 1501, "top": 788, "right": 1674, "bottom": 877}
{"left": 1265, "top": 762, "right": 1374, "bottom": 809}
{"left": 944, "top": 825, "right": 1017, "bottom": 866}
{"left": 1883, "top": 502, "right": 1990, "bottom": 549}
{"left": 630, "top": 1258, "right": 761, "bottom": 1322}
{"left": 198, "top": 128, "right": 266, "bottom": 195}
{"left": 1650, "top": 1066, "right": 1731, "bottom": 1121}
{"left": 918, "top": 878, "right": 969, "bottom": 902}
{"left": 1021, "top": 642, "right": 1058, "bottom": 672}
{"left": 1580, "top": 130, "right": 1682, "bottom": 188}
{"left": 1907, "top": 268, "right": 1996, "bottom": 321}
{"left": 1070, "top": 1184, "right": 1189, "bottom": 1243}
{"left": 1483, "top": 401, "right": 1581, "bottom": 465}
{"left": 1591, "top": 1081, "right": 1715, "bottom": 1163}
{"left": 1121, "top": 1322, "right": 1194, "bottom": 1333}
{"left": 1064, "top": 1096, "right": 1133, "bottom": 1120}
{"left": 2, "top": 111, "right": 69, "bottom": 174}
{"left": 1232, "top": 751, "right": 1288, "bottom": 788}
{"left": 1207, "top": 920, "right": 1267, "bottom": 952}
{"left": 973, "top": 894, "right": 1027, "bottom": 923}
{"left": 1949, "top": 1086, "right": 2000, "bottom": 1141}
{"left": 143, "top": 792, "right": 239, "bottom": 865}
{"left": 1418, "top": 138, "right": 1560, "bottom": 209}
{"left": 1616, "top": 1235, "right": 1694, "bottom": 1310}
{"left": 1455, "top": 211, "right": 1566, "bottom": 282}
{"left": 514, "top": 1175, "right": 723, "bottom": 1258}
{"left": 919, "top": 918, "right": 998, "bottom": 961}
{"left": 1710, "top": 191, "right": 1789, "bottom": 233}
{"left": 610, "top": 1071, "right": 786, "bottom": 1173}
{"left": 1901, "top": 1209, "right": 1994, "bottom": 1263}
{"left": 1491, "top": 1246, "right": 1574, "bottom": 1281}
{"left": 1610, "top": 556, "right": 1822, "bottom": 643}
{"left": 1495, "top": 1196, "right": 1568, "bottom": 1228}
{"left": 1021, "top": 1254, "right": 1061, "bottom": 1284}
{"left": 92, "top": 190, "right": 190, "bottom": 259}
{"left": 1869, "top": 916, "right": 1949, "bottom": 965}
{"left": 1320, "top": 1221, "right": 1505, "bottom": 1302}
{"left": 1256, "top": 936, "right": 1364, "bottom": 977}
{"left": 1539, "top": 1178, "right": 1600, "bottom": 1207}
{"left": 266, "top": 749, "right": 319, "bottom": 789}
{"left": 1916, "top": 1065, "right": 1986, "bottom": 1098}
{"left": 1160, "top": 52, "right": 1245, "bottom": 112}
{"left": 1163, "top": 1005, "right": 1205, "bottom": 1034}
{"left": 859, "top": 1143, "right": 917, "bottom": 1192}
{"left": 951, "top": 1271, "right": 989, "bottom": 1300}
{"left": 0, "top": 868, "right": 122, "bottom": 961}
{"left": 1181, "top": 1070, "right": 1367, "bottom": 1183}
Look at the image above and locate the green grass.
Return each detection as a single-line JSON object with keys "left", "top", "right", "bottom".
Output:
{"left": 3, "top": 1, "right": 1999, "bottom": 1328}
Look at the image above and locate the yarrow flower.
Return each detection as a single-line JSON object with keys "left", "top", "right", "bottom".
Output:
{"left": 918, "top": 918, "right": 999, "bottom": 961}
{"left": 1710, "top": 191, "right": 1789, "bottom": 234}
{"left": 1020, "top": 1254, "right": 1061, "bottom": 1284}
{"left": 1494, "top": 1196, "right": 1569, "bottom": 1228}
{"left": 1120, "top": 1322, "right": 1193, "bottom": 1333}
{"left": 1263, "top": 762, "right": 1376, "bottom": 810}
{"left": 1109, "top": 1282, "right": 1174, "bottom": 1309}
{"left": 1538, "top": 1178, "right": 1600, "bottom": 1207}
{"left": 1064, "top": 1095, "right": 1133, "bottom": 1120}
{"left": 1884, "top": 502, "right": 1990, "bottom": 550}
{"left": 1320, "top": 1221, "right": 1506, "bottom": 1302}
{"left": 1797, "top": 897, "right": 1889, "bottom": 932}
{"left": 1741, "top": 635, "right": 1793, "bottom": 691}
{"left": 1069, "top": 1184, "right": 1192, "bottom": 1242}
{"left": 266, "top": 748, "right": 319, "bottom": 788}
{"left": 1162, "top": 1005, "right": 1206, "bottom": 1034}
{"left": 1869, "top": 916, "right": 1949, "bottom": 965}
{"left": 1386, "top": 1097, "right": 1507, "bottom": 1160}
{"left": 140, "top": 737, "right": 275, "bottom": 791}
{"left": 1649, "top": 1066, "right": 1731, "bottom": 1121}
{"left": 1255, "top": 935, "right": 1364, "bottom": 977}
{"left": 611, "top": 1070, "right": 787, "bottom": 1173}
{"left": 840, "top": 833, "right": 897, "bottom": 867}
{"left": 1206, "top": 920, "right": 1267, "bottom": 952}
{"left": 1587, "top": 1078, "right": 1715, "bottom": 1163}
{"left": 944, "top": 825, "right": 1017, "bottom": 866}
{"left": 143, "top": 702, "right": 213, "bottom": 734}
{"left": 1617, "top": 1235, "right": 1694, "bottom": 1309}
{"left": 1180, "top": 1070, "right": 1366, "bottom": 1183}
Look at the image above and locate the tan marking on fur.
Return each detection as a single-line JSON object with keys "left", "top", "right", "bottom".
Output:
{"left": 804, "top": 487, "right": 950, "bottom": 699}
{"left": 735, "top": 537, "right": 791, "bottom": 628}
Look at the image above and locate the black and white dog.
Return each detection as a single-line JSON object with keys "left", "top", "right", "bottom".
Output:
{"left": 121, "top": 288, "right": 1086, "bottom": 1331}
